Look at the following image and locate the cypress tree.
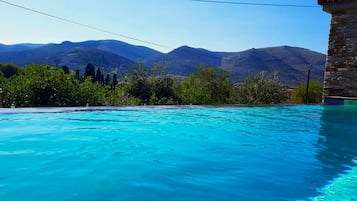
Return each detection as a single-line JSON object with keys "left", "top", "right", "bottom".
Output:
{"left": 62, "top": 66, "right": 70, "bottom": 74}
{"left": 105, "top": 74, "right": 111, "bottom": 86}
{"left": 112, "top": 73, "right": 118, "bottom": 89}
{"left": 95, "top": 68, "right": 102, "bottom": 82}
{"left": 84, "top": 64, "right": 95, "bottom": 81}
{"left": 75, "top": 70, "right": 80, "bottom": 78}
{"left": 100, "top": 74, "right": 105, "bottom": 84}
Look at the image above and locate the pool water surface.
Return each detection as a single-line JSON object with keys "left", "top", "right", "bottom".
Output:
{"left": 0, "top": 105, "right": 356, "bottom": 201}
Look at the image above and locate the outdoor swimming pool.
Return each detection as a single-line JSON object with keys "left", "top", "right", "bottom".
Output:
{"left": 0, "top": 105, "right": 356, "bottom": 201}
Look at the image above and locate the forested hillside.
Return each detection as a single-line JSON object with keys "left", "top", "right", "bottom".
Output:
{"left": 0, "top": 40, "right": 326, "bottom": 85}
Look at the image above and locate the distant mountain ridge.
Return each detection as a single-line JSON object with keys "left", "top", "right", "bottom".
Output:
{"left": 149, "top": 46, "right": 230, "bottom": 75}
{"left": 0, "top": 40, "right": 162, "bottom": 65}
{"left": 0, "top": 40, "right": 326, "bottom": 85}
{"left": 221, "top": 46, "right": 326, "bottom": 85}
{"left": 36, "top": 48, "right": 136, "bottom": 74}
{"left": 0, "top": 43, "right": 45, "bottom": 53}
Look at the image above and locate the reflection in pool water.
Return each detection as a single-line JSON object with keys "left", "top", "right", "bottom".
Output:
{"left": 0, "top": 105, "right": 356, "bottom": 201}
{"left": 313, "top": 159, "right": 357, "bottom": 200}
{"left": 311, "top": 104, "right": 357, "bottom": 200}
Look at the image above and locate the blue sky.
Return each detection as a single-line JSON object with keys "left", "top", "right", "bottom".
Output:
{"left": 0, "top": 0, "right": 330, "bottom": 53}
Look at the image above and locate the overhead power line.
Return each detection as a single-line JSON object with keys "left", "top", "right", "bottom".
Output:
{"left": 192, "top": 0, "right": 319, "bottom": 8}
{"left": 0, "top": 0, "right": 169, "bottom": 49}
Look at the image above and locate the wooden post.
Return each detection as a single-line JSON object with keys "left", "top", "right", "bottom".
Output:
{"left": 0, "top": 87, "right": 3, "bottom": 108}
{"left": 306, "top": 69, "right": 311, "bottom": 104}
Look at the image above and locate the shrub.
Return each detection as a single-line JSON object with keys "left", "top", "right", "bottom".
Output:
{"left": 290, "top": 80, "right": 323, "bottom": 104}
{"left": 235, "top": 71, "right": 288, "bottom": 104}
{"left": 180, "top": 65, "right": 233, "bottom": 105}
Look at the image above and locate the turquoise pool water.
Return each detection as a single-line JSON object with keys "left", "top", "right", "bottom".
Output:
{"left": 0, "top": 105, "right": 356, "bottom": 201}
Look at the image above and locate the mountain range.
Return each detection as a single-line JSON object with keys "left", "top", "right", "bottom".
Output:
{"left": 0, "top": 40, "right": 326, "bottom": 85}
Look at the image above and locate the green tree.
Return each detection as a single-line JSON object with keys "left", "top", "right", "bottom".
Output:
{"left": 235, "top": 71, "right": 288, "bottom": 104}
{"left": 62, "top": 66, "right": 70, "bottom": 74}
{"left": 124, "top": 63, "right": 180, "bottom": 105}
{"left": 150, "top": 76, "right": 179, "bottom": 105}
{"left": 106, "top": 87, "right": 141, "bottom": 106}
{"left": 128, "top": 77, "right": 152, "bottom": 103}
{"left": 0, "top": 64, "right": 126, "bottom": 107}
{"left": 100, "top": 74, "right": 105, "bottom": 84}
{"left": 290, "top": 80, "right": 323, "bottom": 104}
{"left": 95, "top": 67, "right": 102, "bottom": 83}
{"left": 1, "top": 64, "right": 80, "bottom": 107}
{"left": 105, "top": 74, "right": 111, "bottom": 86}
{"left": 150, "top": 62, "right": 168, "bottom": 77}
{"left": 1, "top": 72, "right": 30, "bottom": 107}
{"left": 75, "top": 77, "right": 107, "bottom": 106}
{"left": 180, "top": 65, "right": 232, "bottom": 105}
{"left": 112, "top": 73, "right": 118, "bottom": 89}
{"left": 74, "top": 70, "right": 82, "bottom": 81}
{"left": 0, "top": 63, "right": 20, "bottom": 78}
{"left": 84, "top": 63, "right": 96, "bottom": 81}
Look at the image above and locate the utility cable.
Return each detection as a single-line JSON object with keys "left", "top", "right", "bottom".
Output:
{"left": 0, "top": 0, "right": 222, "bottom": 60}
{"left": 0, "top": 0, "right": 169, "bottom": 49}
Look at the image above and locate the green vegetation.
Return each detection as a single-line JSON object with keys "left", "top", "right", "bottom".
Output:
{"left": 235, "top": 72, "right": 288, "bottom": 104}
{"left": 180, "top": 66, "right": 232, "bottom": 105}
{"left": 0, "top": 63, "right": 304, "bottom": 107}
{"left": 0, "top": 64, "right": 119, "bottom": 107}
{"left": 0, "top": 63, "right": 19, "bottom": 78}
{"left": 289, "top": 80, "right": 323, "bottom": 104}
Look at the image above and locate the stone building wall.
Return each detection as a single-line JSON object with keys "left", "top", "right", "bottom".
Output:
{"left": 320, "top": 0, "right": 357, "bottom": 104}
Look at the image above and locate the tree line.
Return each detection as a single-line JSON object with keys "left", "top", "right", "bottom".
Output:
{"left": 0, "top": 63, "right": 322, "bottom": 107}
